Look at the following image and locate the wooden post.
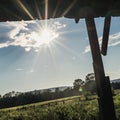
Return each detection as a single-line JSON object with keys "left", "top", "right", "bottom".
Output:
{"left": 85, "top": 17, "right": 116, "bottom": 120}
{"left": 101, "top": 16, "right": 111, "bottom": 56}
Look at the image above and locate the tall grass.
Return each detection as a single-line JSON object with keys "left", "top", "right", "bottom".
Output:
{"left": 0, "top": 91, "right": 120, "bottom": 120}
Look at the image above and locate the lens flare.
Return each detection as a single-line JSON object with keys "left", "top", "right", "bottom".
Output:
{"left": 31, "top": 26, "right": 59, "bottom": 48}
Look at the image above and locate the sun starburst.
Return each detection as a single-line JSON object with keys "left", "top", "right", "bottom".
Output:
{"left": 30, "top": 23, "right": 59, "bottom": 48}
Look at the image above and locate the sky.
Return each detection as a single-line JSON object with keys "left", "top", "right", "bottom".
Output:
{"left": 0, "top": 17, "right": 120, "bottom": 95}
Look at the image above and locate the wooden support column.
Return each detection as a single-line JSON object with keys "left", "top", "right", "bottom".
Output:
{"left": 101, "top": 16, "right": 111, "bottom": 56}
{"left": 85, "top": 17, "right": 116, "bottom": 120}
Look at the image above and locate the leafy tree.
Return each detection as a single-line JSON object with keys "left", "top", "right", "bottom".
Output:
{"left": 83, "top": 73, "right": 97, "bottom": 94}
{"left": 82, "top": 80, "right": 97, "bottom": 94}
{"left": 85, "top": 73, "right": 95, "bottom": 82}
{"left": 62, "top": 88, "right": 73, "bottom": 97}
{"left": 3, "top": 91, "right": 16, "bottom": 98}
{"left": 73, "top": 79, "right": 84, "bottom": 91}
{"left": 111, "top": 82, "right": 120, "bottom": 90}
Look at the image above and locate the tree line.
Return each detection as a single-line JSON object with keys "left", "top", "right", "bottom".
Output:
{"left": 0, "top": 73, "right": 120, "bottom": 109}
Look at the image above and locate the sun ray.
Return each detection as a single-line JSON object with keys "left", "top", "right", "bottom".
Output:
{"left": 30, "top": 25, "right": 59, "bottom": 47}
{"left": 58, "top": 29, "right": 83, "bottom": 35}
{"left": 16, "top": 0, "right": 34, "bottom": 20}
{"left": 46, "top": 43, "right": 59, "bottom": 76}
{"left": 34, "top": 0, "right": 42, "bottom": 20}
{"left": 54, "top": 38, "right": 80, "bottom": 57}
{"left": 52, "top": 1, "right": 61, "bottom": 18}
{"left": 45, "top": 0, "right": 48, "bottom": 20}
{"left": 61, "top": 0, "right": 77, "bottom": 17}
{"left": 28, "top": 48, "right": 43, "bottom": 74}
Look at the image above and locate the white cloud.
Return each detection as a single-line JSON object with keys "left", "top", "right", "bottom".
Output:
{"left": 84, "top": 32, "right": 120, "bottom": 53}
{"left": 16, "top": 68, "right": 24, "bottom": 71}
{"left": 84, "top": 45, "right": 91, "bottom": 53}
{"left": 0, "top": 41, "right": 10, "bottom": 48}
{"left": 108, "top": 32, "right": 120, "bottom": 47}
{"left": 54, "top": 21, "right": 66, "bottom": 29}
{"left": 0, "top": 20, "right": 66, "bottom": 52}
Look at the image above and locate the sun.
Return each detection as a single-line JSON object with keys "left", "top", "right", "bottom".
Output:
{"left": 31, "top": 25, "right": 59, "bottom": 48}
{"left": 40, "top": 28, "right": 58, "bottom": 44}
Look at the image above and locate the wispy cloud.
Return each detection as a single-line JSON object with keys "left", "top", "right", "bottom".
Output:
{"left": 16, "top": 68, "right": 24, "bottom": 71}
{"left": 84, "top": 32, "right": 120, "bottom": 53}
{"left": 54, "top": 21, "right": 66, "bottom": 29}
{"left": 108, "top": 32, "right": 120, "bottom": 47}
{"left": 0, "top": 20, "right": 66, "bottom": 52}
{"left": 84, "top": 45, "right": 90, "bottom": 53}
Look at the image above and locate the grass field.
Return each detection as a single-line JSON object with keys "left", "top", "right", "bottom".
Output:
{"left": 0, "top": 90, "right": 120, "bottom": 120}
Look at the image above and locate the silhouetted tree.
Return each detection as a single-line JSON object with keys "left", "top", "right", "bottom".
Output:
{"left": 83, "top": 73, "right": 97, "bottom": 94}
{"left": 85, "top": 73, "right": 95, "bottom": 82}
{"left": 73, "top": 79, "right": 84, "bottom": 95}
{"left": 83, "top": 80, "right": 97, "bottom": 94}
{"left": 111, "top": 82, "right": 120, "bottom": 90}
{"left": 73, "top": 79, "right": 84, "bottom": 91}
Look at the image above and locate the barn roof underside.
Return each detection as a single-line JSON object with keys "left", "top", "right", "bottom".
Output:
{"left": 0, "top": 0, "right": 120, "bottom": 22}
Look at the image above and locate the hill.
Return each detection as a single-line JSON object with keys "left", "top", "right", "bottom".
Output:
{"left": 111, "top": 79, "right": 120, "bottom": 83}
{"left": 0, "top": 86, "right": 73, "bottom": 109}
{"left": 3, "top": 86, "right": 72, "bottom": 98}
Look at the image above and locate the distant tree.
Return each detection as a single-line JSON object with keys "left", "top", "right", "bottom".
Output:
{"left": 73, "top": 79, "right": 84, "bottom": 91}
{"left": 62, "top": 88, "right": 73, "bottom": 97}
{"left": 83, "top": 73, "right": 97, "bottom": 94}
{"left": 83, "top": 80, "right": 97, "bottom": 94}
{"left": 111, "top": 82, "right": 120, "bottom": 90}
{"left": 3, "top": 91, "right": 16, "bottom": 98}
{"left": 85, "top": 73, "right": 95, "bottom": 82}
{"left": 54, "top": 88, "right": 60, "bottom": 98}
{"left": 41, "top": 89, "right": 52, "bottom": 101}
{"left": 3, "top": 92, "right": 12, "bottom": 98}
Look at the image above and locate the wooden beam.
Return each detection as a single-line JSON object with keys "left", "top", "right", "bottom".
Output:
{"left": 101, "top": 16, "right": 111, "bottom": 56}
{"left": 85, "top": 17, "right": 116, "bottom": 120}
{"left": 0, "top": 0, "right": 120, "bottom": 22}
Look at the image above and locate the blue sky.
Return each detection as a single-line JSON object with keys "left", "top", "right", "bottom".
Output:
{"left": 0, "top": 17, "right": 120, "bottom": 95}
